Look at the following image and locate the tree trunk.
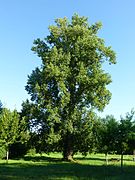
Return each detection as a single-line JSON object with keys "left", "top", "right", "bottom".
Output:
{"left": 105, "top": 153, "right": 108, "bottom": 165}
{"left": 63, "top": 133, "right": 73, "bottom": 161}
{"left": 121, "top": 152, "right": 123, "bottom": 168}
{"left": 133, "top": 149, "right": 135, "bottom": 161}
{"left": 63, "top": 147, "right": 73, "bottom": 161}
{"left": 6, "top": 149, "right": 9, "bottom": 164}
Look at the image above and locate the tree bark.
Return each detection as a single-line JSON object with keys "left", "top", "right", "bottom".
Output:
{"left": 63, "top": 148, "right": 73, "bottom": 161}
{"left": 121, "top": 152, "right": 123, "bottom": 168}
{"left": 6, "top": 149, "right": 9, "bottom": 164}
{"left": 105, "top": 153, "right": 108, "bottom": 165}
{"left": 133, "top": 149, "right": 135, "bottom": 161}
{"left": 63, "top": 133, "right": 73, "bottom": 161}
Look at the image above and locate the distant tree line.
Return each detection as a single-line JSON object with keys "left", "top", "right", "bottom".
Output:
{"left": 0, "top": 99, "right": 135, "bottom": 166}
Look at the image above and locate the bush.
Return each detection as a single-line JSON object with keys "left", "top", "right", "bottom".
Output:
{"left": 26, "top": 148, "right": 36, "bottom": 156}
{"left": 9, "top": 142, "right": 28, "bottom": 159}
{"left": 0, "top": 146, "right": 6, "bottom": 159}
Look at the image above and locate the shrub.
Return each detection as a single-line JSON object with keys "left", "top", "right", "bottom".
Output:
{"left": 0, "top": 146, "right": 6, "bottom": 159}
{"left": 9, "top": 142, "right": 28, "bottom": 159}
{"left": 26, "top": 148, "right": 36, "bottom": 156}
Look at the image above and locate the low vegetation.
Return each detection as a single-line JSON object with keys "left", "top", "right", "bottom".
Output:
{"left": 0, "top": 153, "right": 135, "bottom": 180}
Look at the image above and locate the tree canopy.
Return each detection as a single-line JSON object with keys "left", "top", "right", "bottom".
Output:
{"left": 24, "top": 14, "right": 116, "bottom": 160}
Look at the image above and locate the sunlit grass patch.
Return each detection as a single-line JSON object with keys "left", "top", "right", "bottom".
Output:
{"left": 0, "top": 153, "right": 135, "bottom": 179}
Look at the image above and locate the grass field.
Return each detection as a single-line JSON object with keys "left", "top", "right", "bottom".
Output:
{"left": 0, "top": 153, "right": 135, "bottom": 179}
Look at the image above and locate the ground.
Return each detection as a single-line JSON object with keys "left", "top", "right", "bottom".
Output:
{"left": 0, "top": 153, "right": 135, "bottom": 179}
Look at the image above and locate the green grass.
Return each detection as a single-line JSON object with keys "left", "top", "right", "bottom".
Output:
{"left": 0, "top": 153, "right": 135, "bottom": 179}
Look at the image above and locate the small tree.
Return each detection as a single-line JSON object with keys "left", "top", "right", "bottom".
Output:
{"left": 99, "top": 115, "right": 119, "bottom": 164}
{"left": 0, "top": 108, "right": 29, "bottom": 163}
{"left": 117, "top": 110, "right": 135, "bottom": 168}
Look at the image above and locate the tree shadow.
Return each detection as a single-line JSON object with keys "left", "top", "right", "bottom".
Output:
{"left": 23, "top": 155, "right": 62, "bottom": 162}
{"left": 74, "top": 157, "right": 106, "bottom": 162}
{"left": 23, "top": 155, "right": 109, "bottom": 164}
{"left": 0, "top": 160, "right": 135, "bottom": 180}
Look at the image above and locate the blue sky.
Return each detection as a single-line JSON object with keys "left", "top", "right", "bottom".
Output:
{"left": 0, "top": 0, "right": 135, "bottom": 119}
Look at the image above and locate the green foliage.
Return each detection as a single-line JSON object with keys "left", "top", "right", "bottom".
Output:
{"left": 0, "top": 108, "right": 30, "bottom": 161}
{"left": 0, "top": 146, "right": 6, "bottom": 159}
{"left": 117, "top": 110, "right": 135, "bottom": 154}
{"left": 24, "top": 14, "right": 116, "bottom": 159}
{"left": 26, "top": 148, "right": 36, "bottom": 156}
{"left": 0, "top": 108, "right": 20, "bottom": 147}
{"left": 99, "top": 115, "right": 119, "bottom": 154}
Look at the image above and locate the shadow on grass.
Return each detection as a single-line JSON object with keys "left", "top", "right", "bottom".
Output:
{"left": 23, "top": 155, "right": 61, "bottom": 162}
{"left": 23, "top": 155, "right": 106, "bottom": 163}
{"left": 74, "top": 157, "right": 106, "bottom": 162}
{"left": 23, "top": 155, "right": 113, "bottom": 164}
{"left": 0, "top": 160, "right": 135, "bottom": 180}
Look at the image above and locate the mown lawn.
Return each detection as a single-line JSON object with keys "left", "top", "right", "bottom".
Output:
{"left": 0, "top": 153, "right": 135, "bottom": 179}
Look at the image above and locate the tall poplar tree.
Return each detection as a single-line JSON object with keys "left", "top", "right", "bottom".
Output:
{"left": 25, "top": 14, "right": 116, "bottom": 160}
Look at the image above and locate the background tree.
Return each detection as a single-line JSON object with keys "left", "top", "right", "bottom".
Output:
{"left": 99, "top": 115, "right": 119, "bottom": 164}
{"left": 25, "top": 14, "right": 116, "bottom": 160}
{"left": 117, "top": 110, "right": 135, "bottom": 167}
{"left": 0, "top": 108, "right": 29, "bottom": 163}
